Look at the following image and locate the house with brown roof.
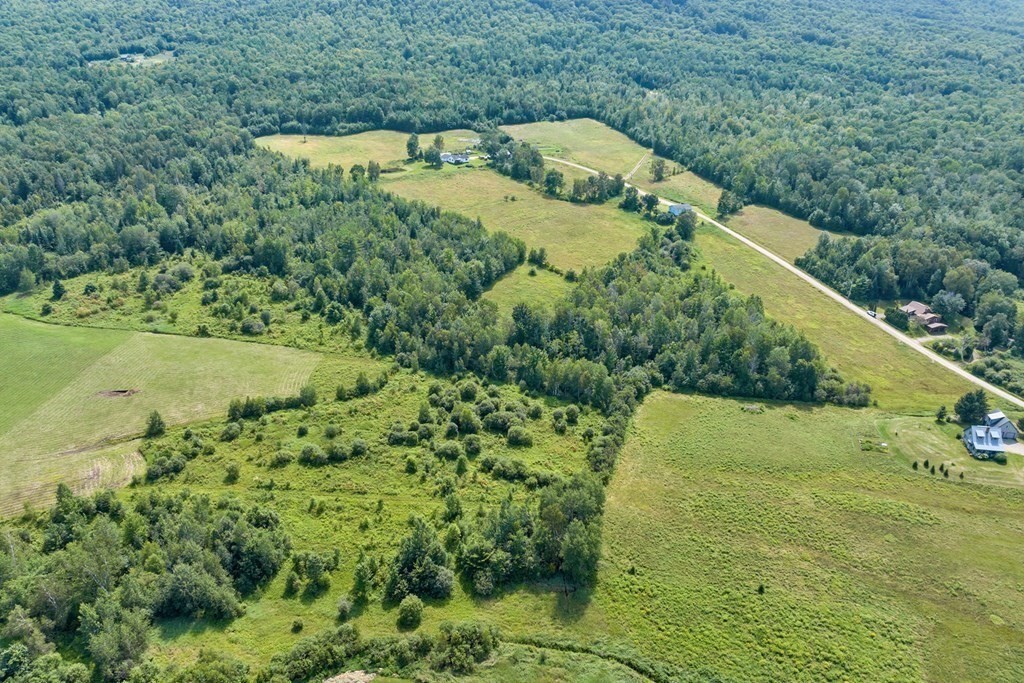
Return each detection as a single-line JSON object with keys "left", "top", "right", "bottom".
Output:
{"left": 899, "top": 301, "right": 948, "bottom": 334}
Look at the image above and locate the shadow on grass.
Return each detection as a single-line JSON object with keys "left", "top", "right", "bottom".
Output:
{"left": 157, "top": 615, "right": 232, "bottom": 642}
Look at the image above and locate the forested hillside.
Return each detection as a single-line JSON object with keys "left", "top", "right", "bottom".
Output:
{"left": 3, "top": 0, "right": 1024, "bottom": 298}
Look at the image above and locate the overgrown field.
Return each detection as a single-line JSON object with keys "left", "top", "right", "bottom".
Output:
{"left": 133, "top": 369, "right": 606, "bottom": 669}
{"left": 0, "top": 313, "right": 326, "bottom": 514}
{"left": 600, "top": 392, "right": 1024, "bottom": 682}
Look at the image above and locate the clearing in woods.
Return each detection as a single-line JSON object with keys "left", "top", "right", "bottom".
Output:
{"left": 0, "top": 313, "right": 322, "bottom": 514}
{"left": 601, "top": 392, "right": 1024, "bottom": 682}
{"left": 482, "top": 264, "right": 571, "bottom": 321}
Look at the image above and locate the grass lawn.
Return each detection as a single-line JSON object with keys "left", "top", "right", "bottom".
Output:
{"left": 694, "top": 224, "right": 977, "bottom": 414}
{"left": 385, "top": 165, "right": 647, "bottom": 271}
{"left": 502, "top": 119, "right": 649, "bottom": 177}
{"left": 0, "top": 313, "right": 326, "bottom": 515}
{"left": 599, "top": 391, "right": 1024, "bottom": 682}
{"left": 482, "top": 264, "right": 572, "bottom": 321}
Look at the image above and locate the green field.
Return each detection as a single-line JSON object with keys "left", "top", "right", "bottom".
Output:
{"left": 259, "top": 129, "right": 481, "bottom": 172}
{"left": 726, "top": 204, "right": 842, "bottom": 263}
{"left": 483, "top": 264, "right": 572, "bottom": 321}
{"left": 502, "top": 119, "right": 649, "bottom": 177}
{"left": 142, "top": 371, "right": 607, "bottom": 669}
{"left": 259, "top": 131, "right": 413, "bottom": 170}
{"left": 385, "top": 164, "right": 647, "bottom": 271}
{"left": 0, "top": 313, "right": 326, "bottom": 514}
{"left": 599, "top": 392, "right": 1024, "bottom": 682}
{"left": 694, "top": 225, "right": 977, "bottom": 413}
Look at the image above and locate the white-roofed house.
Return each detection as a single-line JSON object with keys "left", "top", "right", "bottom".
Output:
{"left": 985, "top": 411, "right": 1019, "bottom": 442}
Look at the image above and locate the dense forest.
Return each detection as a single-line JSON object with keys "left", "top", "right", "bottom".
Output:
{"left": 3, "top": 0, "right": 1024, "bottom": 307}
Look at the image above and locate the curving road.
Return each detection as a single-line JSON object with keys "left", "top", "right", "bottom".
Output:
{"left": 544, "top": 155, "right": 1024, "bottom": 411}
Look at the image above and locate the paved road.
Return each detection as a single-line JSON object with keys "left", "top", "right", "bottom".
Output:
{"left": 544, "top": 155, "right": 1024, "bottom": 410}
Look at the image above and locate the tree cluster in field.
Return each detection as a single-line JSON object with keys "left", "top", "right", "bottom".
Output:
{"left": 0, "top": 487, "right": 290, "bottom": 682}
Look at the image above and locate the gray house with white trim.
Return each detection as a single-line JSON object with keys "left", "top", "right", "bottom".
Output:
{"left": 986, "top": 411, "right": 1019, "bottom": 442}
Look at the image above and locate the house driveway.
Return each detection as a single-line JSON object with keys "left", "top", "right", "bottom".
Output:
{"left": 1007, "top": 442, "right": 1024, "bottom": 457}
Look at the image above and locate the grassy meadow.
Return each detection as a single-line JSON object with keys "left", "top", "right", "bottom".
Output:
{"left": 137, "top": 383, "right": 1024, "bottom": 681}
{"left": 385, "top": 165, "right": 647, "bottom": 271}
{"left": 482, "top": 264, "right": 571, "bottom": 321}
{"left": 600, "top": 392, "right": 1024, "bottom": 682}
{"left": 726, "top": 204, "right": 839, "bottom": 263}
{"left": 139, "top": 370, "right": 609, "bottom": 670}
{"left": 502, "top": 119, "right": 650, "bottom": 177}
{"left": 0, "top": 312, "right": 327, "bottom": 514}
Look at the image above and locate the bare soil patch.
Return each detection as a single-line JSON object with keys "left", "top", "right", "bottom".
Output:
{"left": 97, "top": 389, "right": 140, "bottom": 398}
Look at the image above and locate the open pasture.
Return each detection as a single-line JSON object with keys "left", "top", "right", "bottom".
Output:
{"left": 259, "top": 131, "right": 412, "bottom": 171}
{"left": 600, "top": 392, "right": 1024, "bottom": 682}
{"left": 483, "top": 264, "right": 571, "bottom": 321}
{"left": 726, "top": 204, "right": 841, "bottom": 263}
{"left": 0, "top": 313, "right": 322, "bottom": 514}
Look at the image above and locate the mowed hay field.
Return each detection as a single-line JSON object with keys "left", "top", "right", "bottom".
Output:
{"left": 0, "top": 313, "right": 322, "bottom": 514}
{"left": 502, "top": 119, "right": 649, "bottom": 177}
{"left": 258, "top": 129, "right": 481, "bottom": 171}
{"left": 694, "top": 224, "right": 976, "bottom": 413}
{"left": 386, "top": 165, "right": 647, "bottom": 271}
{"left": 602, "top": 392, "right": 1024, "bottom": 682}
{"left": 258, "top": 130, "right": 411, "bottom": 169}
{"left": 726, "top": 204, "right": 840, "bottom": 263}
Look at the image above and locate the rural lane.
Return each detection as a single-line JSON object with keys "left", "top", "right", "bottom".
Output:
{"left": 544, "top": 155, "right": 1024, "bottom": 411}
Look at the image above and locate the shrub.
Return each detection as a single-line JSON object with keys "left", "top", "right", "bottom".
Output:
{"left": 270, "top": 451, "right": 293, "bottom": 468}
{"left": 405, "top": 456, "right": 418, "bottom": 474}
{"left": 436, "top": 442, "right": 462, "bottom": 461}
{"left": 220, "top": 422, "right": 242, "bottom": 442}
{"left": 337, "top": 596, "right": 353, "bottom": 622}
{"left": 526, "top": 404, "right": 543, "bottom": 420}
{"left": 506, "top": 426, "right": 533, "bottom": 447}
{"left": 565, "top": 404, "right": 580, "bottom": 424}
{"left": 297, "top": 425, "right": 309, "bottom": 437}
{"left": 463, "top": 434, "right": 482, "bottom": 456}
{"left": 145, "top": 411, "right": 166, "bottom": 438}
{"left": 240, "top": 318, "right": 265, "bottom": 335}
{"left": 324, "top": 424, "right": 340, "bottom": 439}
{"left": 299, "top": 444, "right": 328, "bottom": 466}
{"left": 455, "top": 455, "right": 469, "bottom": 476}
{"left": 397, "top": 595, "right": 424, "bottom": 629}
{"left": 350, "top": 439, "right": 368, "bottom": 457}
{"left": 291, "top": 619, "right": 304, "bottom": 633}
{"left": 225, "top": 462, "right": 240, "bottom": 484}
